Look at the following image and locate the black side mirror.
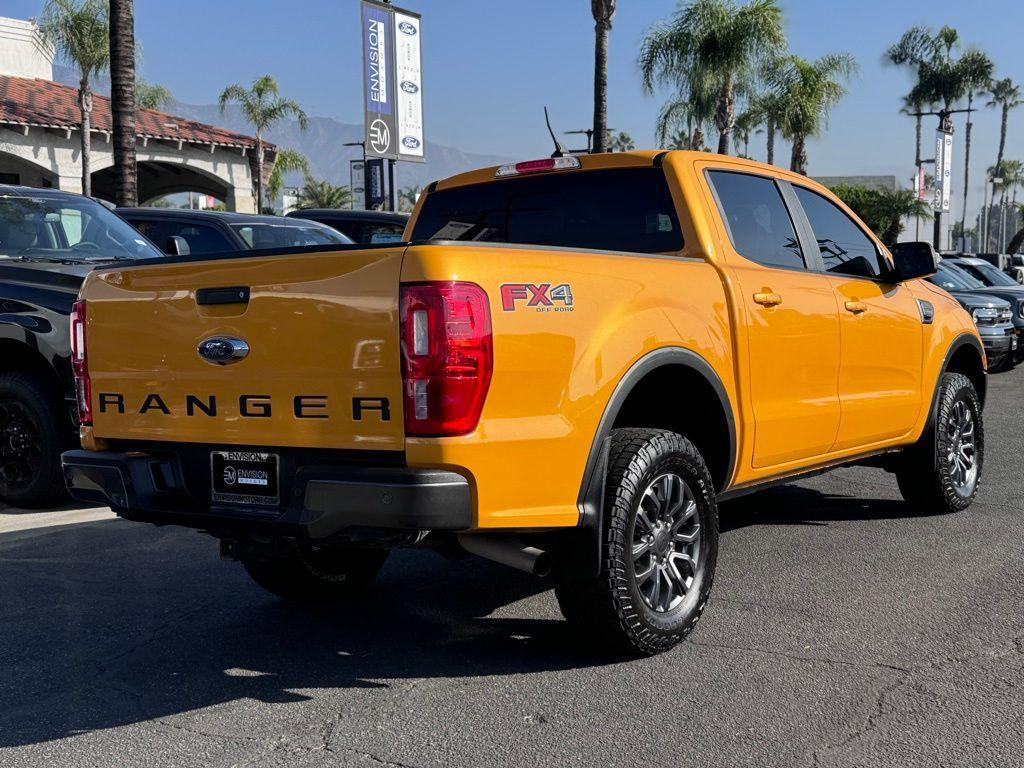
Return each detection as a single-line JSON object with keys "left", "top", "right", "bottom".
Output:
{"left": 165, "top": 235, "right": 190, "bottom": 256}
{"left": 890, "top": 241, "right": 938, "bottom": 281}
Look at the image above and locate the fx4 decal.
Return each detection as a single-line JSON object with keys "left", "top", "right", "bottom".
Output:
{"left": 500, "top": 283, "right": 574, "bottom": 312}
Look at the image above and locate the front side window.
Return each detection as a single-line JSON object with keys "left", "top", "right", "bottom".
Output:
{"left": 708, "top": 170, "right": 804, "bottom": 270}
{"left": 411, "top": 168, "right": 683, "bottom": 254}
{"left": 793, "top": 186, "right": 884, "bottom": 278}
{"left": 0, "top": 194, "right": 162, "bottom": 261}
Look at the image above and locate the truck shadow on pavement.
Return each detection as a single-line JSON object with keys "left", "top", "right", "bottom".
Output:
{"left": 0, "top": 482, "right": 927, "bottom": 748}
{"left": 0, "top": 518, "right": 603, "bottom": 748}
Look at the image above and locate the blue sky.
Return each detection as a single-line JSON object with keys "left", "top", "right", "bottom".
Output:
{"left": 8, "top": 0, "right": 1023, "bottom": 216}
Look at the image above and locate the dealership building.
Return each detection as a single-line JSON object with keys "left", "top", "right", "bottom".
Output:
{"left": 0, "top": 16, "right": 268, "bottom": 211}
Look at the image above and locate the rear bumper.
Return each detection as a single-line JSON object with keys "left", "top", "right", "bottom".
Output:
{"left": 61, "top": 449, "right": 472, "bottom": 539}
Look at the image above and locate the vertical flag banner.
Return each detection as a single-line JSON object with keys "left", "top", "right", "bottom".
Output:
{"left": 393, "top": 10, "right": 425, "bottom": 162}
{"left": 933, "top": 129, "right": 953, "bottom": 213}
{"left": 361, "top": 1, "right": 398, "bottom": 159}
{"left": 365, "top": 158, "right": 386, "bottom": 208}
{"left": 350, "top": 160, "right": 366, "bottom": 209}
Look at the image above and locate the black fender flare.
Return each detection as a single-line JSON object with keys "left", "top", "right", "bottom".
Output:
{"left": 567, "top": 347, "right": 736, "bottom": 575}
{"left": 924, "top": 333, "right": 986, "bottom": 436}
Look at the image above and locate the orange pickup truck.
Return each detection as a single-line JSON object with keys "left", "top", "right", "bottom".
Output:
{"left": 63, "top": 152, "right": 986, "bottom": 655}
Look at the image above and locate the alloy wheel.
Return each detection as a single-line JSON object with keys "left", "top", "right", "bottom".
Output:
{"left": 632, "top": 472, "right": 702, "bottom": 613}
{"left": 947, "top": 399, "right": 978, "bottom": 495}
{"left": 0, "top": 399, "right": 42, "bottom": 489}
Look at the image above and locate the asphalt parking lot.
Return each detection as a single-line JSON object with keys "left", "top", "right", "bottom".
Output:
{"left": 1, "top": 368, "right": 1022, "bottom": 768}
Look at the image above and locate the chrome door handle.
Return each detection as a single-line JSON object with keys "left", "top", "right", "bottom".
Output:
{"left": 845, "top": 300, "right": 867, "bottom": 314}
{"left": 753, "top": 292, "right": 783, "bottom": 307}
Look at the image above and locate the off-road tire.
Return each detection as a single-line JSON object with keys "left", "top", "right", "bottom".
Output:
{"left": 896, "top": 372, "right": 983, "bottom": 514}
{"left": 554, "top": 428, "right": 719, "bottom": 656}
{"left": 0, "top": 372, "right": 70, "bottom": 509}
{"left": 243, "top": 544, "right": 389, "bottom": 602}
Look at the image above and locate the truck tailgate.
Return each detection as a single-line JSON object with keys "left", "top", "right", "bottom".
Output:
{"left": 81, "top": 247, "right": 406, "bottom": 451}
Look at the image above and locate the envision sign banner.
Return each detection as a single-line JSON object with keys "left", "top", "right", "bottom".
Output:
{"left": 360, "top": 1, "right": 425, "bottom": 162}
{"left": 934, "top": 129, "right": 953, "bottom": 212}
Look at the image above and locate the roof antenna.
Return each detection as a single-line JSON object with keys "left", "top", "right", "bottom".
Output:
{"left": 544, "top": 107, "right": 567, "bottom": 158}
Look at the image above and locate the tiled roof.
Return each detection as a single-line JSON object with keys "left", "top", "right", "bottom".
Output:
{"left": 0, "top": 75, "right": 267, "bottom": 150}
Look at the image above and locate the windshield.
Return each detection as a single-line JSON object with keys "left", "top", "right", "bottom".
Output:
{"left": 941, "top": 261, "right": 986, "bottom": 289}
{"left": 931, "top": 263, "right": 976, "bottom": 291}
{"left": 0, "top": 193, "right": 162, "bottom": 261}
{"left": 230, "top": 222, "right": 352, "bottom": 250}
{"left": 410, "top": 168, "right": 684, "bottom": 254}
{"left": 958, "top": 260, "right": 1020, "bottom": 287}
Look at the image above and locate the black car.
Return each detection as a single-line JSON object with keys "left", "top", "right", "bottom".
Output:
{"left": 0, "top": 185, "right": 166, "bottom": 507}
{"left": 117, "top": 208, "right": 352, "bottom": 255}
{"left": 285, "top": 208, "right": 408, "bottom": 244}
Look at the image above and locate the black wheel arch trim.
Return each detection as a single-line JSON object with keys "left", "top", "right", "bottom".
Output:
{"left": 576, "top": 347, "right": 737, "bottom": 527}
{"left": 926, "top": 333, "right": 986, "bottom": 435}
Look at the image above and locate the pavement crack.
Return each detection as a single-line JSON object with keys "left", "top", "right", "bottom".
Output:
{"left": 686, "top": 639, "right": 911, "bottom": 674}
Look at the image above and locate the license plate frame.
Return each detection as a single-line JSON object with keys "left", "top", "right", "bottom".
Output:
{"left": 210, "top": 450, "right": 280, "bottom": 506}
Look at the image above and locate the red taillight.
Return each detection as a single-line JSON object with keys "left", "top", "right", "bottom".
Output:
{"left": 70, "top": 299, "right": 92, "bottom": 426}
{"left": 400, "top": 282, "right": 492, "bottom": 436}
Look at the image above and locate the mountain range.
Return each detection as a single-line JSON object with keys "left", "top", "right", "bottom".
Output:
{"left": 54, "top": 66, "right": 512, "bottom": 194}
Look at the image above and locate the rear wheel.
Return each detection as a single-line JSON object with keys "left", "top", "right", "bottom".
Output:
{"left": 243, "top": 544, "right": 389, "bottom": 602}
{"left": 896, "top": 372, "right": 983, "bottom": 514}
{"left": 0, "top": 372, "right": 69, "bottom": 509}
{"left": 554, "top": 428, "right": 719, "bottom": 656}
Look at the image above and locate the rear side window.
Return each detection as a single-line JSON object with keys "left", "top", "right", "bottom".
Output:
{"left": 708, "top": 171, "right": 804, "bottom": 270}
{"left": 792, "top": 186, "right": 883, "bottom": 278}
{"left": 410, "top": 168, "right": 683, "bottom": 254}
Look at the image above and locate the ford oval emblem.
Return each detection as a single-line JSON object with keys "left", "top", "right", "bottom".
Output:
{"left": 198, "top": 336, "right": 249, "bottom": 366}
{"left": 402, "top": 136, "right": 421, "bottom": 149}
{"left": 400, "top": 80, "right": 419, "bottom": 94}
{"left": 398, "top": 21, "right": 416, "bottom": 35}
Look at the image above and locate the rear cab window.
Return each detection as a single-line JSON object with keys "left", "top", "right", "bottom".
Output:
{"left": 410, "top": 167, "right": 683, "bottom": 254}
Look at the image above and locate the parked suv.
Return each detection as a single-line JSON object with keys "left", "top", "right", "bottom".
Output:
{"left": 64, "top": 152, "right": 986, "bottom": 655}
{"left": 117, "top": 209, "right": 352, "bottom": 255}
{"left": 945, "top": 255, "right": 1024, "bottom": 360}
{"left": 0, "top": 185, "right": 165, "bottom": 507}
{"left": 929, "top": 261, "right": 1018, "bottom": 371}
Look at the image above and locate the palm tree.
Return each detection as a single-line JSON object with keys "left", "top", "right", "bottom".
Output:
{"left": 136, "top": 80, "right": 172, "bottom": 110}
{"left": 957, "top": 51, "right": 994, "bottom": 239}
{"left": 987, "top": 78, "right": 1022, "bottom": 181}
{"left": 608, "top": 131, "right": 636, "bottom": 152}
{"left": 108, "top": 0, "right": 136, "bottom": 206}
{"left": 768, "top": 53, "right": 858, "bottom": 175}
{"left": 591, "top": 0, "right": 616, "bottom": 153}
{"left": 297, "top": 176, "right": 352, "bottom": 209}
{"left": 993, "top": 159, "right": 1023, "bottom": 249}
{"left": 639, "top": 0, "right": 786, "bottom": 156}
{"left": 733, "top": 108, "right": 759, "bottom": 158}
{"left": 665, "top": 128, "right": 691, "bottom": 150}
{"left": 38, "top": 0, "right": 109, "bottom": 197}
{"left": 654, "top": 73, "right": 717, "bottom": 151}
{"left": 219, "top": 76, "right": 309, "bottom": 213}
{"left": 874, "top": 188, "right": 933, "bottom": 246}
{"left": 747, "top": 90, "right": 785, "bottom": 165}
{"left": 265, "top": 148, "right": 310, "bottom": 206}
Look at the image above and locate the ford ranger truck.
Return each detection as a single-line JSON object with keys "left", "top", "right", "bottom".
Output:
{"left": 62, "top": 152, "right": 987, "bottom": 656}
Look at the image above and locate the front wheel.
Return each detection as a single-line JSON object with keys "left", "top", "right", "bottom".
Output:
{"left": 896, "top": 372, "right": 984, "bottom": 514}
{"left": 554, "top": 428, "right": 719, "bottom": 656}
{"left": 243, "top": 544, "right": 389, "bottom": 602}
{"left": 0, "top": 372, "right": 69, "bottom": 508}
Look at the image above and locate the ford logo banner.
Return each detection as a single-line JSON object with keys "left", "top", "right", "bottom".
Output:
{"left": 398, "top": 21, "right": 416, "bottom": 35}
{"left": 400, "top": 80, "right": 419, "bottom": 94}
{"left": 402, "top": 136, "right": 421, "bottom": 149}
